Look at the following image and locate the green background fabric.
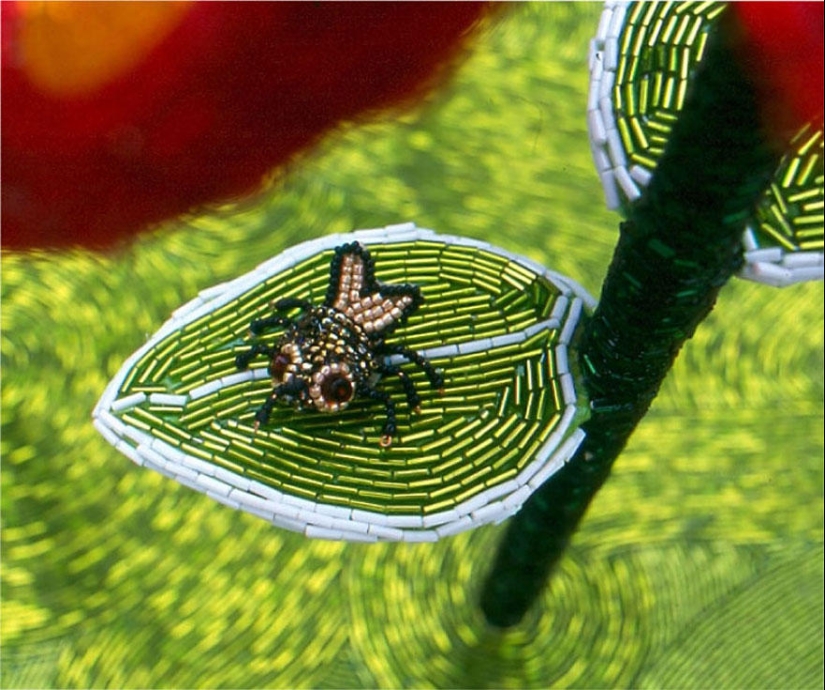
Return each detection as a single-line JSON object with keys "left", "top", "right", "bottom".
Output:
{"left": 2, "top": 4, "right": 822, "bottom": 687}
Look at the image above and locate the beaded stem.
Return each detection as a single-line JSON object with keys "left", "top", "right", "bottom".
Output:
{"left": 480, "top": 9, "right": 783, "bottom": 628}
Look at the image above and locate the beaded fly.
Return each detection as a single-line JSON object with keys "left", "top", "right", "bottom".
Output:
{"left": 236, "top": 242, "right": 444, "bottom": 446}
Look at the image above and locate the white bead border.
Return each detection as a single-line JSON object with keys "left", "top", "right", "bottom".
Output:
{"left": 93, "top": 223, "right": 594, "bottom": 542}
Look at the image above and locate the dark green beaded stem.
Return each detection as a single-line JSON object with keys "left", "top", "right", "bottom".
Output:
{"left": 480, "top": 10, "right": 783, "bottom": 628}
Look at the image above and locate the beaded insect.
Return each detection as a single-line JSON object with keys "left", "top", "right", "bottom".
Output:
{"left": 235, "top": 242, "right": 444, "bottom": 446}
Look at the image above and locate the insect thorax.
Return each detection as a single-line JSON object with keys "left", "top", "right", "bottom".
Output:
{"left": 271, "top": 305, "right": 376, "bottom": 412}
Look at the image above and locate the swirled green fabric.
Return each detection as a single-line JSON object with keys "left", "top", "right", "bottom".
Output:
{"left": 2, "top": 4, "right": 822, "bottom": 688}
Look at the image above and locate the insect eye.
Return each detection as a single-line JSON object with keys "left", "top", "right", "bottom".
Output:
{"left": 321, "top": 375, "right": 353, "bottom": 403}
{"left": 270, "top": 353, "right": 291, "bottom": 380}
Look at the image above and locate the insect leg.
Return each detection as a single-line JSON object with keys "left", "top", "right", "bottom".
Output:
{"left": 377, "top": 363, "right": 422, "bottom": 412}
{"left": 272, "top": 297, "right": 313, "bottom": 312}
{"left": 253, "top": 379, "right": 307, "bottom": 430}
{"left": 249, "top": 315, "right": 292, "bottom": 335}
{"left": 253, "top": 395, "right": 279, "bottom": 430}
{"left": 362, "top": 385, "right": 397, "bottom": 447}
{"left": 235, "top": 343, "right": 277, "bottom": 370}
{"left": 381, "top": 344, "right": 444, "bottom": 391}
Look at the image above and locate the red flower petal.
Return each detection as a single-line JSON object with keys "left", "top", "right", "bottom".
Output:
{"left": 2, "top": 2, "right": 492, "bottom": 250}
{"left": 729, "top": 2, "right": 824, "bottom": 143}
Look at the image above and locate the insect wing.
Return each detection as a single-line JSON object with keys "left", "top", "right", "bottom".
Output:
{"left": 327, "top": 242, "right": 372, "bottom": 311}
{"left": 327, "top": 242, "right": 420, "bottom": 336}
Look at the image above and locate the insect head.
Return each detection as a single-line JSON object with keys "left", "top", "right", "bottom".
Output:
{"left": 236, "top": 242, "right": 443, "bottom": 446}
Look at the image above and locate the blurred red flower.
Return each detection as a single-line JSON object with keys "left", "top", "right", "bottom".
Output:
{"left": 729, "top": 2, "right": 824, "bottom": 144}
{"left": 1, "top": 2, "right": 491, "bottom": 250}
